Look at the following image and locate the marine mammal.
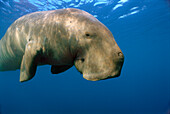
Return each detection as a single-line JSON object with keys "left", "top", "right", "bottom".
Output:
{"left": 0, "top": 8, "right": 124, "bottom": 82}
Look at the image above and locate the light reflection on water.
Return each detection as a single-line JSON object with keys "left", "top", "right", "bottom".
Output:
{"left": 0, "top": 0, "right": 145, "bottom": 19}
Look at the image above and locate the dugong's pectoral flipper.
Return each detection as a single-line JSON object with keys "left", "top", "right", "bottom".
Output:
{"left": 20, "top": 42, "right": 42, "bottom": 82}
{"left": 51, "top": 65, "right": 72, "bottom": 74}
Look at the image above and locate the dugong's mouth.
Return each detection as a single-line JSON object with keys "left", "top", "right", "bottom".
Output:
{"left": 83, "top": 63, "right": 123, "bottom": 81}
{"left": 83, "top": 70, "right": 121, "bottom": 81}
{"left": 74, "top": 57, "right": 124, "bottom": 81}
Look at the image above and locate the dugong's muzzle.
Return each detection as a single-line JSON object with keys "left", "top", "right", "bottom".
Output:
{"left": 83, "top": 58, "right": 124, "bottom": 81}
{"left": 74, "top": 44, "right": 124, "bottom": 81}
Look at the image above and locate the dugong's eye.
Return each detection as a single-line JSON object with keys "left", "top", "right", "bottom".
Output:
{"left": 85, "top": 32, "right": 96, "bottom": 39}
{"left": 85, "top": 33, "right": 90, "bottom": 37}
{"left": 85, "top": 32, "right": 92, "bottom": 39}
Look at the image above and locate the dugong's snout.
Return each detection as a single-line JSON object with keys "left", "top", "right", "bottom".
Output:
{"left": 83, "top": 52, "right": 124, "bottom": 81}
{"left": 74, "top": 48, "right": 124, "bottom": 81}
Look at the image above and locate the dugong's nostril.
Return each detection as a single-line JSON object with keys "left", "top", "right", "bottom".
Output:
{"left": 118, "top": 52, "right": 123, "bottom": 57}
{"left": 118, "top": 52, "right": 123, "bottom": 56}
{"left": 117, "top": 52, "right": 124, "bottom": 62}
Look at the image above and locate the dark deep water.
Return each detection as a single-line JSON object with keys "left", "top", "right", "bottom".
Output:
{"left": 0, "top": 0, "right": 170, "bottom": 114}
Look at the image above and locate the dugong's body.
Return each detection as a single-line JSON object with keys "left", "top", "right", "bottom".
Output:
{"left": 0, "top": 8, "right": 124, "bottom": 82}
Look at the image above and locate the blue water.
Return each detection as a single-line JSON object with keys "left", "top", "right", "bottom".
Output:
{"left": 0, "top": 0, "right": 170, "bottom": 114}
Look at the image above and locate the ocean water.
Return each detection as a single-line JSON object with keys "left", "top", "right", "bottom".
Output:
{"left": 0, "top": 0, "right": 170, "bottom": 114}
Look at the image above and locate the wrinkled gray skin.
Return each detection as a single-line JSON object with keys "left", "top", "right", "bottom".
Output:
{"left": 0, "top": 8, "right": 124, "bottom": 82}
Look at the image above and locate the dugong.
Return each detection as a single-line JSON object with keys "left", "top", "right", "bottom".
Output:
{"left": 0, "top": 8, "right": 124, "bottom": 82}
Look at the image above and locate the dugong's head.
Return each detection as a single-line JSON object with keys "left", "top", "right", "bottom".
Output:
{"left": 67, "top": 9, "right": 124, "bottom": 81}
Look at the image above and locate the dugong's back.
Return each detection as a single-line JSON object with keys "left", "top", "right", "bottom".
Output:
{"left": 0, "top": 9, "right": 68, "bottom": 71}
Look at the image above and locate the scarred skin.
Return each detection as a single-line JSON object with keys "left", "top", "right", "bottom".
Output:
{"left": 0, "top": 8, "right": 124, "bottom": 82}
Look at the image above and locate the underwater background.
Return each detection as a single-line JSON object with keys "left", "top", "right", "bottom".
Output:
{"left": 0, "top": 0, "right": 170, "bottom": 114}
